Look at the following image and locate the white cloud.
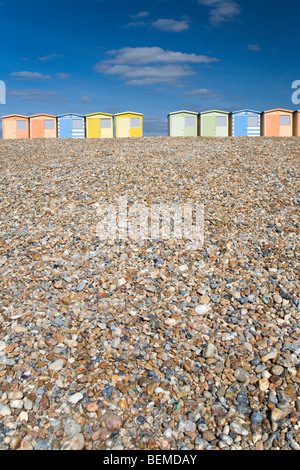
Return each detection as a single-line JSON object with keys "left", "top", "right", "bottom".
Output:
{"left": 96, "top": 47, "right": 220, "bottom": 86}
{"left": 198, "top": 0, "right": 240, "bottom": 25}
{"left": 10, "top": 71, "right": 51, "bottom": 80}
{"left": 56, "top": 73, "right": 73, "bottom": 79}
{"left": 38, "top": 54, "right": 64, "bottom": 61}
{"left": 185, "top": 88, "right": 220, "bottom": 98}
{"left": 247, "top": 44, "right": 261, "bottom": 51}
{"left": 130, "top": 11, "right": 149, "bottom": 19}
{"left": 152, "top": 18, "right": 190, "bottom": 32}
{"left": 7, "top": 89, "right": 59, "bottom": 101}
{"left": 79, "top": 96, "right": 92, "bottom": 102}
{"left": 98, "top": 64, "right": 195, "bottom": 86}
{"left": 102, "top": 47, "right": 219, "bottom": 66}
{"left": 124, "top": 20, "right": 148, "bottom": 29}
{"left": 125, "top": 14, "right": 191, "bottom": 33}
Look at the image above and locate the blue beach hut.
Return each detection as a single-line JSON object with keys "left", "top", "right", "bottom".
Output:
{"left": 57, "top": 114, "right": 85, "bottom": 138}
{"left": 230, "top": 110, "right": 261, "bottom": 137}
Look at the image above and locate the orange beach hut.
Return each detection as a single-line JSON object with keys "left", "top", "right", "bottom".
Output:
{"left": 2, "top": 114, "right": 29, "bottom": 139}
{"left": 262, "top": 109, "right": 293, "bottom": 137}
{"left": 29, "top": 114, "right": 57, "bottom": 138}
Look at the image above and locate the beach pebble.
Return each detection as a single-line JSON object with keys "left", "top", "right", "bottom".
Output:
{"left": 0, "top": 136, "right": 298, "bottom": 450}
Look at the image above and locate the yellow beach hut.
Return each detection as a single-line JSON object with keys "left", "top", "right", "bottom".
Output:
{"left": 85, "top": 113, "right": 114, "bottom": 138}
{"left": 115, "top": 112, "right": 143, "bottom": 138}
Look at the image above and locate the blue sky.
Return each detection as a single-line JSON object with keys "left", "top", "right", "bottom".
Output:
{"left": 0, "top": 0, "right": 299, "bottom": 136}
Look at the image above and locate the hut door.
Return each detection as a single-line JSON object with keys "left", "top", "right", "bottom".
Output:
{"left": 6, "top": 120, "right": 17, "bottom": 139}
{"left": 31, "top": 119, "right": 44, "bottom": 138}
{"left": 266, "top": 115, "right": 279, "bottom": 136}
{"left": 100, "top": 119, "right": 112, "bottom": 138}
{"left": 202, "top": 116, "right": 215, "bottom": 136}
{"left": 118, "top": 118, "right": 130, "bottom": 137}
{"left": 235, "top": 115, "right": 247, "bottom": 136}
{"left": 16, "top": 120, "right": 28, "bottom": 139}
{"left": 88, "top": 118, "right": 100, "bottom": 138}
{"left": 60, "top": 119, "right": 72, "bottom": 138}
{"left": 215, "top": 116, "right": 227, "bottom": 137}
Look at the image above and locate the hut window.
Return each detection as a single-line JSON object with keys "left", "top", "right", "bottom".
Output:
{"left": 44, "top": 120, "right": 54, "bottom": 129}
{"left": 248, "top": 116, "right": 258, "bottom": 127}
{"left": 185, "top": 116, "right": 195, "bottom": 127}
{"left": 216, "top": 116, "right": 227, "bottom": 126}
{"left": 101, "top": 119, "right": 111, "bottom": 128}
{"left": 130, "top": 118, "right": 140, "bottom": 128}
{"left": 280, "top": 115, "right": 290, "bottom": 125}
{"left": 16, "top": 120, "right": 27, "bottom": 130}
{"left": 72, "top": 119, "right": 83, "bottom": 129}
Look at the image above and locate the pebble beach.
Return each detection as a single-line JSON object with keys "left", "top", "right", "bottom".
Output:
{"left": 0, "top": 136, "right": 299, "bottom": 451}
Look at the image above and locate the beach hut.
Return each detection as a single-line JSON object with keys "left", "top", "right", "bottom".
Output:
{"left": 200, "top": 110, "right": 229, "bottom": 137}
{"left": 57, "top": 114, "right": 85, "bottom": 138}
{"left": 230, "top": 110, "right": 261, "bottom": 137}
{"left": 115, "top": 112, "right": 143, "bottom": 138}
{"left": 168, "top": 110, "right": 199, "bottom": 137}
{"left": 262, "top": 109, "right": 293, "bottom": 137}
{"left": 85, "top": 113, "right": 114, "bottom": 138}
{"left": 2, "top": 114, "right": 29, "bottom": 139}
{"left": 293, "top": 111, "right": 300, "bottom": 136}
{"left": 29, "top": 114, "right": 57, "bottom": 138}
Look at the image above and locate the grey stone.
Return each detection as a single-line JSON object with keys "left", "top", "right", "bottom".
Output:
{"left": 177, "top": 419, "right": 196, "bottom": 433}
{"left": 230, "top": 422, "right": 249, "bottom": 436}
{"left": 237, "top": 392, "right": 249, "bottom": 405}
{"left": 33, "top": 440, "right": 52, "bottom": 450}
{"left": 219, "top": 433, "right": 233, "bottom": 446}
{"left": 53, "top": 318, "right": 65, "bottom": 327}
{"left": 102, "top": 386, "right": 115, "bottom": 399}
{"left": 251, "top": 410, "right": 264, "bottom": 424}
{"left": 194, "top": 437, "right": 213, "bottom": 450}
{"left": 76, "top": 281, "right": 87, "bottom": 292}
{"left": 234, "top": 369, "right": 249, "bottom": 382}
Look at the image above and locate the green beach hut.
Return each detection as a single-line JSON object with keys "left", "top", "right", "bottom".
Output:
{"left": 200, "top": 110, "right": 229, "bottom": 137}
{"left": 168, "top": 110, "right": 199, "bottom": 137}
